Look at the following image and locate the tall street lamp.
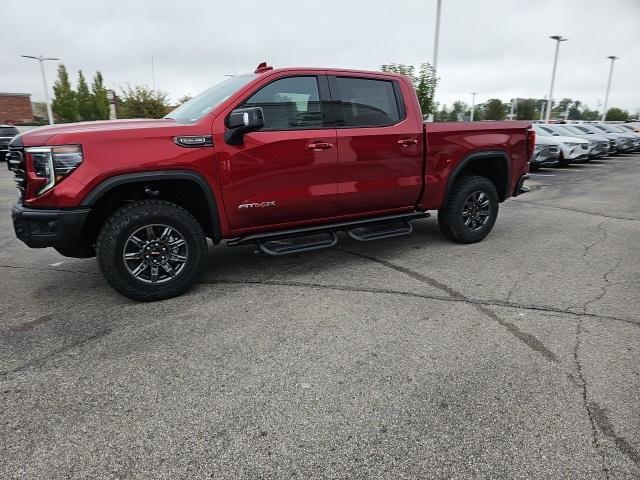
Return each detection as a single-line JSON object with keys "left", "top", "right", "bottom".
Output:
{"left": 545, "top": 35, "right": 568, "bottom": 124}
{"left": 601, "top": 56, "right": 619, "bottom": 122}
{"left": 428, "top": 0, "right": 442, "bottom": 122}
{"left": 22, "top": 54, "right": 58, "bottom": 125}
{"left": 469, "top": 92, "right": 476, "bottom": 121}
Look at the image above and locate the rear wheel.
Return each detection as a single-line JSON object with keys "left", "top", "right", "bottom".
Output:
{"left": 437, "top": 175, "right": 499, "bottom": 244}
{"left": 96, "top": 200, "right": 208, "bottom": 301}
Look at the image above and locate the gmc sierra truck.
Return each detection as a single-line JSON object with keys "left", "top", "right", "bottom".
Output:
{"left": 9, "top": 63, "right": 533, "bottom": 301}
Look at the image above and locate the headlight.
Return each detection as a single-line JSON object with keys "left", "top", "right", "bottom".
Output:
{"left": 562, "top": 142, "right": 579, "bottom": 147}
{"left": 26, "top": 145, "right": 83, "bottom": 195}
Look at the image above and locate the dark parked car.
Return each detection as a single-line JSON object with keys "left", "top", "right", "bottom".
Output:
{"left": 0, "top": 125, "right": 19, "bottom": 161}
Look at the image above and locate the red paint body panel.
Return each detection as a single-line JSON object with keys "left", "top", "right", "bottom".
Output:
{"left": 16, "top": 67, "right": 531, "bottom": 241}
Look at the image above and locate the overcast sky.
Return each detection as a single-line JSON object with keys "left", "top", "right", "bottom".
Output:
{"left": 2, "top": 0, "right": 638, "bottom": 113}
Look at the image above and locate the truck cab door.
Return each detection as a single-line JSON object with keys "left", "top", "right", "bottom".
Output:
{"left": 329, "top": 75, "right": 423, "bottom": 215}
{"left": 214, "top": 75, "right": 337, "bottom": 233}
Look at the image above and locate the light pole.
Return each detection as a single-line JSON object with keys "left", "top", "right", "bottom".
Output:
{"left": 601, "top": 56, "right": 619, "bottom": 122}
{"left": 509, "top": 99, "right": 516, "bottom": 120}
{"left": 545, "top": 35, "right": 568, "bottom": 124}
{"left": 540, "top": 97, "right": 546, "bottom": 121}
{"left": 428, "top": 0, "right": 442, "bottom": 122}
{"left": 469, "top": 92, "right": 476, "bottom": 121}
{"left": 22, "top": 54, "right": 58, "bottom": 125}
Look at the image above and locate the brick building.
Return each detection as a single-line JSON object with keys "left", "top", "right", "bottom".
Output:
{"left": 0, "top": 92, "right": 34, "bottom": 124}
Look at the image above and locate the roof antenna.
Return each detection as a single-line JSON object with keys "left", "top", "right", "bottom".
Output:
{"left": 254, "top": 62, "right": 273, "bottom": 74}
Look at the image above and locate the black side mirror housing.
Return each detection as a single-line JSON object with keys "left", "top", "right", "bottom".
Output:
{"left": 224, "top": 107, "right": 265, "bottom": 145}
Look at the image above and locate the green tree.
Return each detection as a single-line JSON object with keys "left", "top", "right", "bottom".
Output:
{"left": 604, "top": 107, "right": 629, "bottom": 121}
{"left": 77, "top": 70, "right": 94, "bottom": 121}
{"left": 448, "top": 100, "right": 468, "bottom": 121}
{"left": 515, "top": 98, "right": 537, "bottom": 120}
{"left": 92, "top": 72, "right": 110, "bottom": 120}
{"left": 567, "top": 100, "right": 582, "bottom": 120}
{"left": 118, "top": 84, "right": 170, "bottom": 118}
{"left": 52, "top": 64, "right": 78, "bottom": 122}
{"left": 483, "top": 99, "right": 506, "bottom": 120}
{"left": 380, "top": 62, "right": 438, "bottom": 117}
{"left": 580, "top": 107, "right": 600, "bottom": 121}
{"left": 436, "top": 104, "right": 449, "bottom": 121}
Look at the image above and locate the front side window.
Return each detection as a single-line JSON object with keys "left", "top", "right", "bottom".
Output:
{"left": 239, "top": 76, "right": 323, "bottom": 130}
{"left": 335, "top": 77, "right": 401, "bottom": 127}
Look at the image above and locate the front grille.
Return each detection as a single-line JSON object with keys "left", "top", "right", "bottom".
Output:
{"left": 6, "top": 148, "right": 26, "bottom": 199}
{"left": 548, "top": 146, "right": 559, "bottom": 153}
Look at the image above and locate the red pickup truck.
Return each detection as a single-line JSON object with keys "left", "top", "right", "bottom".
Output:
{"left": 9, "top": 63, "right": 533, "bottom": 300}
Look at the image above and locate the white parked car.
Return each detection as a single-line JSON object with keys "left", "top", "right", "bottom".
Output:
{"left": 533, "top": 124, "right": 590, "bottom": 166}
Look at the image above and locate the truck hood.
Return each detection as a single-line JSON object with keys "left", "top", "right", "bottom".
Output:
{"left": 17, "top": 118, "right": 182, "bottom": 146}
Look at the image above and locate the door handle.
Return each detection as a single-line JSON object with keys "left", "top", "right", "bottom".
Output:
{"left": 307, "top": 142, "right": 334, "bottom": 151}
{"left": 398, "top": 138, "right": 418, "bottom": 147}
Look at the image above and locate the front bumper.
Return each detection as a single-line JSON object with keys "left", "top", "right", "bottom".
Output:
{"left": 12, "top": 203, "right": 90, "bottom": 248}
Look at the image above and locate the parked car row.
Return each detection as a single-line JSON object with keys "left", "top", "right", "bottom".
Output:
{"left": 530, "top": 122, "right": 640, "bottom": 169}
{"left": 0, "top": 125, "right": 20, "bottom": 160}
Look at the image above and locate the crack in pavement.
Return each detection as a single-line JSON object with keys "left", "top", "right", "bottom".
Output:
{"left": 337, "top": 249, "right": 558, "bottom": 363}
{"left": 512, "top": 199, "right": 640, "bottom": 222}
{"left": 582, "top": 258, "right": 624, "bottom": 316}
{"left": 0, "top": 328, "right": 112, "bottom": 381}
{"left": 573, "top": 318, "right": 609, "bottom": 479}
{"left": 581, "top": 220, "right": 610, "bottom": 260}
{"left": 203, "top": 278, "right": 638, "bottom": 328}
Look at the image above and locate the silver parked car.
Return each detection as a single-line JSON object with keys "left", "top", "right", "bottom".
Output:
{"left": 533, "top": 124, "right": 591, "bottom": 165}
{"left": 548, "top": 124, "right": 611, "bottom": 158}
{"left": 0, "top": 125, "right": 19, "bottom": 161}
{"left": 591, "top": 124, "right": 640, "bottom": 152}
{"left": 530, "top": 136, "right": 560, "bottom": 170}
{"left": 570, "top": 124, "right": 632, "bottom": 154}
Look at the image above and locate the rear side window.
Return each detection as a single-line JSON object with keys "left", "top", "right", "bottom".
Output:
{"left": 239, "top": 76, "right": 323, "bottom": 130}
{"left": 334, "top": 77, "right": 401, "bottom": 127}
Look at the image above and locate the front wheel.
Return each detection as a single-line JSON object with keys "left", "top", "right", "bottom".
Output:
{"left": 437, "top": 175, "right": 499, "bottom": 244}
{"left": 96, "top": 200, "right": 208, "bottom": 301}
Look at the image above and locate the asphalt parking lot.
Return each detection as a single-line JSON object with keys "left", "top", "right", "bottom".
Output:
{"left": 1, "top": 155, "right": 639, "bottom": 479}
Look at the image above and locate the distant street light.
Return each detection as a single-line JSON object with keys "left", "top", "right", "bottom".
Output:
{"left": 509, "top": 98, "right": 516, "bottom": 120}
{"left": 427, "top": 0, "right": 442, "bottom": 122}
{"left": 22, "top": 54, "right": 58, "bottom": 125}
{"left": 545, "top": 35, "right": 568, "bottom": 124}
{"left": 469, "top": 92, "right": 476, "bottom": 121}
{"left": 539, "top": 97, "right": 547, "bottom": 121}
{"left": 601, "top": 56, "right": 619, "bottom": 122}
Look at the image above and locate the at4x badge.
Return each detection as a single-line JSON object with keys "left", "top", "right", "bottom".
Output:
{"left": 238, "top": 201, "right": 277, "bottom": 210}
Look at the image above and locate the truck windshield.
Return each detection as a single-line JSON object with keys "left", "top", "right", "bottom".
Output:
{"left": 165, "top": 74, "right": 257, "bottom": 124}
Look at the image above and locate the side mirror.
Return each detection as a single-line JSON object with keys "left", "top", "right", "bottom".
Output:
{"left": 224, "top": 107, "right": 265, "bottom": 145}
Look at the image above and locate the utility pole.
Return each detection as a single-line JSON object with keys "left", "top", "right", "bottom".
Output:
{"left": 22, "top": 54, "right": 58, "bottom": 125}
{"left": 428, "top": 0, "right": 442, "bottom": 122}
{"left": 601, "top": 56, "right": 619, "bottom": 122}
{"left": 545, "top": 35, "right": 568, "bottom": 124}
{"left": 151, "top": 56, "right": 156, "bottom": 91}
{"left": 469, "top": 92, "right": 476, "bottom": 121}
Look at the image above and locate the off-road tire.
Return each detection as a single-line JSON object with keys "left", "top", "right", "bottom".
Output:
{"left": 437, "top": 175, "right": 499, "bottom": 244}
{"left": 96, "top": 200, "right": 208, "bottom": 301}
